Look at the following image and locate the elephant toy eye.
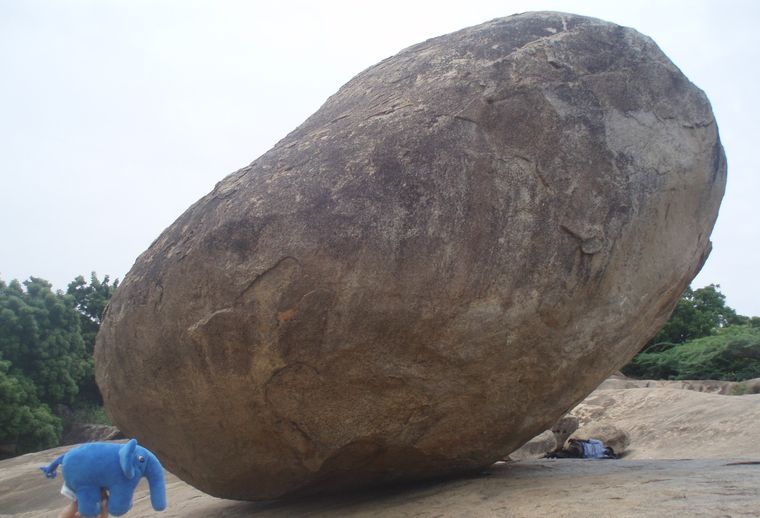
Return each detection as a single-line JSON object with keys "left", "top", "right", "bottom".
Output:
{"left": 138, "top": 455, "right": 145, "bottom": 463}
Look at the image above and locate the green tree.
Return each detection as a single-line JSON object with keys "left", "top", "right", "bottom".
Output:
{"left": 67, "top": 273, "right": 119, "bottom": 352}
{"left": 623, "top": 326, "right": 760, "bottom": 381}
{"left": 66, "top": 273, "right": 119, "bottom": 404}
{"left": 0, "top": 359, "right": 61, "bottom": 454}
{"left": 646, "top": 284, "right": 737, "bottom": 350}
{"left": 0, "top": 275, "right": 118, "bottom": 454}
{"left": 0, "top": 278, "right": 88, "bottom": 407}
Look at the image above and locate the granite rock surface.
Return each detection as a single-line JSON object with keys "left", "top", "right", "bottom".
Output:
{"left": 95, "top": 11, "right": 725, "bottom": 499}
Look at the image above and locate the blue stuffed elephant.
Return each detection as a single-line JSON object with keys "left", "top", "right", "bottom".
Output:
{"left": 40, "top": 438, "right": 167, "bottom": 516}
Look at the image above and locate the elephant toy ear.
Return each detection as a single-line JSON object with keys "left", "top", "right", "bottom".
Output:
{"left": 119, "top": 439, "right": 138, "bottom": 479}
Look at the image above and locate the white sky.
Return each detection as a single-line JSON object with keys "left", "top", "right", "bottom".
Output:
{"left": 1, "top": 0, "right": 758, "bottom": 316}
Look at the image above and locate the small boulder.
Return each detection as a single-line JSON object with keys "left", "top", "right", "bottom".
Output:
{"left": 551, "top": 415, "right": 580, "bottom": 448}
{"left": 509, "top": 430, "right": 557, "bottom": 460}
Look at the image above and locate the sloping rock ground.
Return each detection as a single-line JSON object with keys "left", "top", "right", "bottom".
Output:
{"left": 2, "top": 387, "right": 758, "bottom": 517}
{"left": 597, "top": 373, "right": 760, "bottom": 394}
{"left": 571, "top": 389, "right": 760, "bottom": 460}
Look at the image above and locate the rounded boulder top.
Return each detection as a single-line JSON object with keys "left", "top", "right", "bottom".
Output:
{"left": 95, "top": 11, "right": 725, "bottom": 500}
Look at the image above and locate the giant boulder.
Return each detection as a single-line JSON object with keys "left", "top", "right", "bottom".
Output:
{"left": 95, "top": 12, "right": 726, "bottom": 500}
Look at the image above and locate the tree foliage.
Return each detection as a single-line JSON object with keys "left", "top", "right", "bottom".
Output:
{"left": 623, "top": 326, "right": 760, "bottom": 381}
{"left": 624, "top": 284, "right": 760, "bottom": 381}
{"left": 0, "top": 278, "right": 88, "bottom": 406}
{"left": 67, "top": 273, "right": 119, "bottom": 353}
{"left": 66, "top": 273, "right": 119, "bottom": 404}
{"left": 646, "top": 284, "right": 738, "bottom": 349}
{"left": 0, "top": 275, "right": 119, "bottom": 454}
{"left": 0, "top": 360, "right": 61, "bottom": 453}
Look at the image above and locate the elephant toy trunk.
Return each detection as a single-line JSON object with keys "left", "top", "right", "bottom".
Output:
{"left": 145, "top": 457, "right": 167, "bottom": 511}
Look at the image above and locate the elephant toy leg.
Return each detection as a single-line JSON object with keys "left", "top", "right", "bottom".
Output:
{"left": 107, "top": 484, "right": 135, "bottom": 516}
{"left": 74, "top": 487, "right": 103, "bottom": 518}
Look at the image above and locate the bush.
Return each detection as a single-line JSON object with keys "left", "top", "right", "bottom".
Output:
{"left": 730, "top": 382, "right": 751, "bottom": 396}
{"left": 69, "top": 404, "right": 112, "bottom": 427}
{"left": 0, "top": 360, "right": 62, "bottom": 453}
{"left": 0, "top": 278, "right": 88, "bottom": 407}
{"left": 0, "top": 274, "right": 117, "bottom": 456}
{"left": 623, "top": 326, "right": 760, "bottom": 381}
{"left": 644, "top": 285, "right": 738, "bottom": 350}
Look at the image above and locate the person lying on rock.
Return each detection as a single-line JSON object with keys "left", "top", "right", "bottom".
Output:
{"left": 543, "top": 438, "right": 618, "bottom": 459}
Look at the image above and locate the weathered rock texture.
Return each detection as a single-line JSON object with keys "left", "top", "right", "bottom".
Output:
{"left": 551, "top": 415, "right": 580, "bottom": 448}
{"left": 508, "top": 430, "right": 557, "bottom": 460}
{"left": 95, "top": 11, "right": 725, "bottom": 500}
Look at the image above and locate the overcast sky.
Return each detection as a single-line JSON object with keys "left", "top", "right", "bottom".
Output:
{"left": 1, "top": 0, "right": 758, "bottom": 316}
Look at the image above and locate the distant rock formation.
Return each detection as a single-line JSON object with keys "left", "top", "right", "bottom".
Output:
{"left": 61, "top": 424, "right": 124, "bottom": 446}
{"left": 598, "top": 374, "right": 760, "bottom": 394}
{"left": 95, "top": 11, "right": 725, "bottom": 500}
